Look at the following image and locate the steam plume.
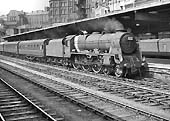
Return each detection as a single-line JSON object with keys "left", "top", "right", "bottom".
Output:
{"left": 87, "top": 17, "right": 125, "bottom": 33}
{"left": 104, "top": 18, "right": 124, "bottom": 32}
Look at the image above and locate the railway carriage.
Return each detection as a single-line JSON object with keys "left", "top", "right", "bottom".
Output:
{"left": 18, "top": 39, "right": 49, "bottom": 60}
{"left": 0, "top": 42, "right": 4, "bottom": 53}
{"left": 140, "top": 38, "right": 170, "bottom": 58}
{"left": 140, "top": 39, "right": 159, "bottom": 57}
{"left": 158, "top": 38, "right": 170, "bottom": 56}
{"left": 3, "top": 41, "right": 19, "bottom": 55}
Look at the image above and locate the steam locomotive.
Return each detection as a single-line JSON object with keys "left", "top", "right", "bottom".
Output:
{"left": 0, "top": 31, "right": 147, "bottom": 77}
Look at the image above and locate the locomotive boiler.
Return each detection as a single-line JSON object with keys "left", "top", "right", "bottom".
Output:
{"left": 74, "top": 32, "right": 137, "bottom": 53}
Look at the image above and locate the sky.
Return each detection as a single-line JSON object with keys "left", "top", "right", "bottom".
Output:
{"left": 0, "top": 0, "right": 49, "bottom": 15}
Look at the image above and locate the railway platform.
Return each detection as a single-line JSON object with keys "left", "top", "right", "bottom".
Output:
{"left": 147, "top": 62, "right": 170, "bottom": 84}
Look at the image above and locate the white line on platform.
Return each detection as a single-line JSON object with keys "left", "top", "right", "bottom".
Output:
{"left": 149, "top": 63, "right": 170, "bottom": 70}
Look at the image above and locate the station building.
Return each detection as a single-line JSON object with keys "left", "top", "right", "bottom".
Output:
{"left": 5, "top": 10, "right": 28, "bottom": 35}
{"left": 49, "top": 0, "right": 93, "bottom": 24}
{"left": 48, "top": 0, "right": 163, "bottom": 24}
{"left": 26, "top": 8, "right": 49, "bottom": 30}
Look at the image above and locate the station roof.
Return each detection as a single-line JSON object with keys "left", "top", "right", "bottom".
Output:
{"left": 3, "top": 0, "right": 170, "bottom": 41}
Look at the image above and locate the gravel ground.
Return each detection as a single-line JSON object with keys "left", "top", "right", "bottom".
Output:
{"left": 0, "top": 67, "right": 109, "bottom": 121}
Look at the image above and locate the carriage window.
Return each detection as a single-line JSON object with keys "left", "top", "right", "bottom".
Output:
{"left": 163, "top": 44, "right": 167, "bottom": 52}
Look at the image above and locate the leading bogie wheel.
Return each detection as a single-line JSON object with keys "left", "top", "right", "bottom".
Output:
{"left": 102, "top": 66, "right": 112, "bottom": 75}
{"left": 114, "top": 65, "right": 124, "bottom": 77}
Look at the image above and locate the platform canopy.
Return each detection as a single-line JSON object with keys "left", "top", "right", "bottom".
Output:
{"left": 3, "top": 0, "right": 170, "bottom": 41}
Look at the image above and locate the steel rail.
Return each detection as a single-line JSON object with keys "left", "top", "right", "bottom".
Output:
{"left": 0, "top": 78, "right": 63, "bottom": 121}
{"left": 0, "top": 113, "right": 5, "bottom": 121}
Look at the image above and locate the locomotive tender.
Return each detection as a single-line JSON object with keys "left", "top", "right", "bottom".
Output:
{"left": 0, "top": 31, "right": 147, "bottom": 77}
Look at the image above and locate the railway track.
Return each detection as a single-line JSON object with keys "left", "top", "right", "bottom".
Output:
{"left": 3, "top": 55, "right": 170, "bottom": 96}
{"left": 0, "top": 65, "right": 109, "bottom": 121}
{"left": 0, "top": 56, "right": 169, "bottom": 120}
{"left": 0, "top": 77, "right": 63, "bottom": 121}
{"left": 2, "top": 55, "right": 170, "bottom": 93}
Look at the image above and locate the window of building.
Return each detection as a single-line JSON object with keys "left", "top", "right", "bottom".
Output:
{"left": 65, "top": 18, "right": 68, "bottom": 22}
{"left": 61, "top": 9, "right": 66, "bottom": 14}
{"left": 55, "top": 8, "right": 59, "bottom": 15}
{"left": 69, "top": 8, "right": 73, "bottom": 13}
{"left": 50, "top": 10, "right": 52, "bottom": 16}
{"left": 62, "top": 17, "right": 65, "bottom": 22}
{"left": 55, "top": 17, "right": 60, "bottom": 23}
{"left": 50, "top": 3, "right": 53, "bottom": 7}
{"left": 64, "top": 9, "right": 67, "bottom": 14}
{"left": 61, "top": 2, "right": 64, "bottom": 6}
{"left": 69, "top": 0, "right": 72, "bottom": 6}
{"left": 55, "top": 1, "right": 59, "bottom": 7}
{"left": 61, "top": 9, "right": 63, "bottom": 14}
{"left": 61, "top": 2, "right": 67, "bottom": 7}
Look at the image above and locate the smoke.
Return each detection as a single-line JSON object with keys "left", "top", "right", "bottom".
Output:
{"left": 104, "top": 18, "right": 124, "bottom": 33}
{"left": 87, "top": 17, "right": 125, "bottom": 33}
